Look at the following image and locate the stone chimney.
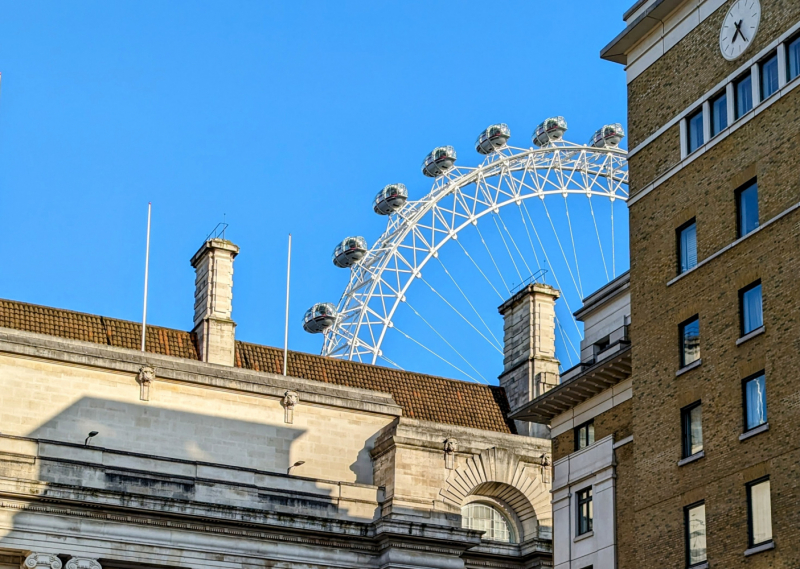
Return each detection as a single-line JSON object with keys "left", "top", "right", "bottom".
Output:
{"left": 190, "top": 238, "right": 240, "bottom": 366}
{"left": 498, "top": 283, "right": 560, "bottom": 437}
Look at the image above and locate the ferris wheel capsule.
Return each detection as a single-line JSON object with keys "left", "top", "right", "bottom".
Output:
{"left": 373, "top": 183, "right": 408, "bottom": 215}
{"left": 589, "top": 123, "right": 625, "bottom": 148}
{"left": 302, "top": 303, "right": 338, "bottom": 334}
{"left": 533, "top": 117, "right": 568, "bottom": 147}
{"left": 475, "top": 124, "right": 511, "bottom": 154}
{"left": 332, "top": 236, "right": 368, "bottom": 268}
{"left": 422, "top": 146, "right": 457, "bottom": 177}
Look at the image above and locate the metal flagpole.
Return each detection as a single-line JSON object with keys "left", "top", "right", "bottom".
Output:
{"left": 141, "top": 203, "right": 152, "bottom": 352}
{"left": 283, "top": 234, "right": 292, "bottom": 375}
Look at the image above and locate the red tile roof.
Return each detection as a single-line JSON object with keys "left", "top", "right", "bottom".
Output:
{"left": 0, "top": 298, "right": 515, "bottom": 434}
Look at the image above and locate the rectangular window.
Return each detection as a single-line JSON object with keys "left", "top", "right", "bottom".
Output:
{"left": 685, "top": 502, "right": 707, "bottom": 566}
{"left": 760, "top": 52, "right": 779, "bottom": 100}
{"left": 577, "top": 487, "right": 593, "bottom": 536}
{"left": 682, "top": 402, "right": 703, "bottom": 458}
{"left": 680, "top": 316, "right": 700, "bottom": 368}
{"left": 740, "top": 281, "right": 763, "bottom": 335}
{"left": 737, "top": 179, "right": 759, "bottom": 237}
{"left": 678, "top": 220, "right": 697, "bottom": 274}
{"left": 743, "top": 373, "right": 767, "bottom": 431}
{"left": 574, "top": 420, "right": 595, "bottom": 451}
{"left": 735, "top": 73, "right": 753, "bottom": 119}
{"left": 747, "top": 478, "right": 772, "bottom": 547}
{"left": 687, "top": 108, "right": 704, "bottom": 153}
{"left": 789, "top": 34, "right": 800, "bottom": 81}
{"left": 711, "top": 91, "right": 728, "bottom": 137}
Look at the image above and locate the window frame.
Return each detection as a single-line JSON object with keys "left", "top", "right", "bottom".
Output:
{"left": 788, "top": 32, "right": 800, "bottom": 82}
{"left": 746, "top": 477, "right": 773, "bottom": 548}
{"left": 759, "top": 51, "right": 779, "bottom": 101}
{"left": 676, "top": 218, "right": 698, "bottom": 275}
{"left": 574, "top": 420, "right": 595, "bottom": 451}
{"left": 576, "top": 486, "right": 593, "bottom": 536}
{"left": 681, "top": 401, "right": 703, "bottom": 459}
{"left": 461, "top": 501, "right": 517, "bottom": 544}
{"left": 710, "top": 90, "right": 728, "bottom": 137}
{"left": 686, "top": 107, "right": 705, "bottom": 154}
{"left": 742, "top": 371, "right": 768, "bottom": 433}
{"left": 734, "top": 72, "right": 754, "bottom": 120}
{"left": 739, "top": 280, "right": 763, "bottom": 336}
{"left": 679, "top": 315, "right": 700, "bottom": 368}
{"left": 736, "top": 178, "right": 759, "bottom": 238}
{"left": 684, "top": 501, "right": 708, "bottom": 567}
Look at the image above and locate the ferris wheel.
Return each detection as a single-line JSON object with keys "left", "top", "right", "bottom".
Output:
{"left": 303, "top": 118, "right": 629, "bottom": 383}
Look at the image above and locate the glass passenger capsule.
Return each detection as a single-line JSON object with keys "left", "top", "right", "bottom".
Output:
{"left": 475, "top": 123, "right": 511, "bottom": 154}
{"left": 421, "top": 146, "right": 457, "bottom": 177}
{"left": 332, "top": 236, "right": 368, "bottom": 268}
{"left": 533, "top": 117, "right": 568, "bottom": 147}
{"left": 589, "top": 123, "right": 625, "bottom": 148}
{"left": 302, "top": 302, "right": 338, "bottom": 334}
{"left": 373, "top": 183, "right": 408, "bottom": 215}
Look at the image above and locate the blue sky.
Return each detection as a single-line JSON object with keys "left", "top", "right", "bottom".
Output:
{"left": 0, "top": 1, "right": 631, "bottom": 382}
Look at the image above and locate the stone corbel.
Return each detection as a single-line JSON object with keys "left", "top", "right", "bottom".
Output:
{"left": 22, "top": 554, "right": 62, "bottom": 569}
{"left": 539, "top": 453, "right": 551, "bottom": 484}
{"left": 444, "top": 438, "right": 458, "bottom": 470}
{"left": 137, "top": 365, "right": 155, "bottom": 401}
{"left": 65, "top": 559, "right": 102, "bottom": 569}
{"left": 283, "top": 390, "right": 298, "bottom": 424}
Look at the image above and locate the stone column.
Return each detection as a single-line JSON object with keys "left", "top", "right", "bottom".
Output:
{"left": 498, "top": 283, "right": 560, "bottom": 437}
{"left": 190, "top": 238, "right": 240, "bottom": 366}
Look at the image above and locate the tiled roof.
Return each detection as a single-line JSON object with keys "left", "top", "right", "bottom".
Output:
{"left": 0, "top": 298, "right": 515, "bottom": 434}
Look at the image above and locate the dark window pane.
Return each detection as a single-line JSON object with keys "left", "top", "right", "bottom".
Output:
{"left": 711, "top": 92, "right": 727, "bottom": 136}
{"left": 681, "top": 317, "right": 700, "bottom": 367}
{"left": 738, "top": 181, "right": 759, "bottom": 236}
{"left": 735, "top": 74, "right": 753, "bottom": 119}
{"left": 686, "top": 504, "right": 707, "bottom": 565}
{"left": 682, "top": 403, "right": 703, "bottom": 457}
{"left": 575, "top": 421, "right": 595, "bottom": 450}
{"left": 760, "top": 53, "right": 779, "bottom": 100}
{"left": 744, "top": 374, "right": 767, "bottom": 430}
{"left": 679, "top": 222, "right": 697, "bottom": 273}
{"left": 687, "top": 109, "right": 704, "bottom": 153}
{"left": 577, "top": 488, "right": 593, "bottom": 535}
{"left": 742, "top": 283, "right": 763, "bottom": 334}
{"left": 789, "top": 35, "right": 800, "bottom": 81}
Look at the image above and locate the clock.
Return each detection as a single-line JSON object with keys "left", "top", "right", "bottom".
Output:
{"left": 720, "top": 0, "right": 761, "bottom": 61}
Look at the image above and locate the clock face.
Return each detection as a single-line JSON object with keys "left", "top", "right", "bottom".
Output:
{"left": 720, "top": 0, "right": 761, "bottom": 61}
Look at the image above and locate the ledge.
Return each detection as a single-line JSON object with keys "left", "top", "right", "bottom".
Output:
{"left": 737, "top": 326, "right": 765, "bottom": 346}
{"left": 678, "top": 450, "right": 704, "bottom": 467}
{"left": 744, "top": 541, "right": 775, "bottom": 557}
{"left": 613, "top": 435, "right": 633, "bottom": 449}
{"left": 740, "top": 423, "right": 769, "bottom": 441}
{"left": 574, "top": 530, "right": 594, "bottom": 543}
{"left": 689, "top": 563, "right": 709, "bottom": 569}
{"left": 676, "top": 359, "right": 702, "bottom": 377}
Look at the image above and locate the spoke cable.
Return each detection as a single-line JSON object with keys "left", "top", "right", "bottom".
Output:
{"left": 392, "top": 323, "right": 480, "bottom": 383}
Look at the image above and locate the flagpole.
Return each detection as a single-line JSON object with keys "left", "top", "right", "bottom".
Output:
{"left": 141, "top": 203, "right": 152, "bottom": 352}
{"left": 283, "top": 233, "right": 292, "bottom": 375}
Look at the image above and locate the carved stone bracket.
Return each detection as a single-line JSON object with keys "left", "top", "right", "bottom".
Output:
{"left": 22, "top": 554, "right": 62, "bottom": 569}
{"left": 65, "top": 559, "right": 102, "bottom": 569}
{"left": 540, "top": 453, "right": 551, "bottom": 484}
{"left": 444, "top": 438, "right": 458, "bottom": 470}
{"left": 137, "top": 365, "right": 155, "bottom": 401}
{"left": 283, "top": 390, "right": 298, "bottom": 424}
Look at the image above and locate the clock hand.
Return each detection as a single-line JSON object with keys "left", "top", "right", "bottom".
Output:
{"left": 733, "top": 19, "right": 748, "bottom": 43}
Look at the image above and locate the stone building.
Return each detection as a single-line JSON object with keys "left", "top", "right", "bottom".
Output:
{"left": 0, "top": 237, "right": 555, "bottom": 569}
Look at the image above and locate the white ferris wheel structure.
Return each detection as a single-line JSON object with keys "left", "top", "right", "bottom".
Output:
{"left": 304, "top": 119, "right": 629, "bottom": 382}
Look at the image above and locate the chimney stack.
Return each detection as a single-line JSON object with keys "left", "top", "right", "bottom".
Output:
{"left": 498, "top": 283, "right": 560, "bottom": 437}
{"left": 190, "top": 238, "right": 239, "bottom": 366}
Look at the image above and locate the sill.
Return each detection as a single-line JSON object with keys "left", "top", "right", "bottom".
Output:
{"left": 678, "top": 450, "right": 705, "bottom": 467}
{"left": 740, "top": 422, "right": 769, "bottom": 441}
{"left": 676, "top": 359, "right": 702, "bottom": 377}
{"left": 574, "top": 530, "right": 594, "bottom": 543}
{"left": 689, "top": 563, "right": 709, "bottom": 569}
{"left": 744, "top": 541, "right": 775, "bottom": 556}
{"left": 736, "top": 326, "right": 765, "bottom": 345}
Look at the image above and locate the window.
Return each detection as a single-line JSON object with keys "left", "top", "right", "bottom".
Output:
{"left": 461, "top": 503, "right": 515, "bottom": 543}
{"left": 711, "top": 91, "right": 728, "bottom": 137}
{"left": 789, "top": 34, "right": 800, "bottom": 82}
{"left": 575, "top": 420, "right": 595, "bottom": 451}
{"left": 743, "top": 372, "right": 767, "bottom": 431}
{"left": 577, "top": 487, "right": 593, "bottom": 536}
{"left": 678, "top": 220, "right": 697, "bottom": 274}
{"left": 740, "top": 281, "right": 763, "bottom": 335}
{"left": 687, "top": 108, "right": 704, "bottom": 153}
{"left": 685, "top": 502, "right": 707, "bottom": 567}
{"left": 760, "top": 52, "right": 779, "bottom": 100}
{"left": 681, "top": 402, "right": 703, "bottom": 458}
{"left": 747, "top": 478, "right": 772, "bottom": 547}
{"left": 680, "top": 316, "right": 700, "bottom": 367}
{"left": 737, "top": 179, "right": 759, "bottom": 237}
{"left": 735, "top": 73, "right": 753, "bottom": 119}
